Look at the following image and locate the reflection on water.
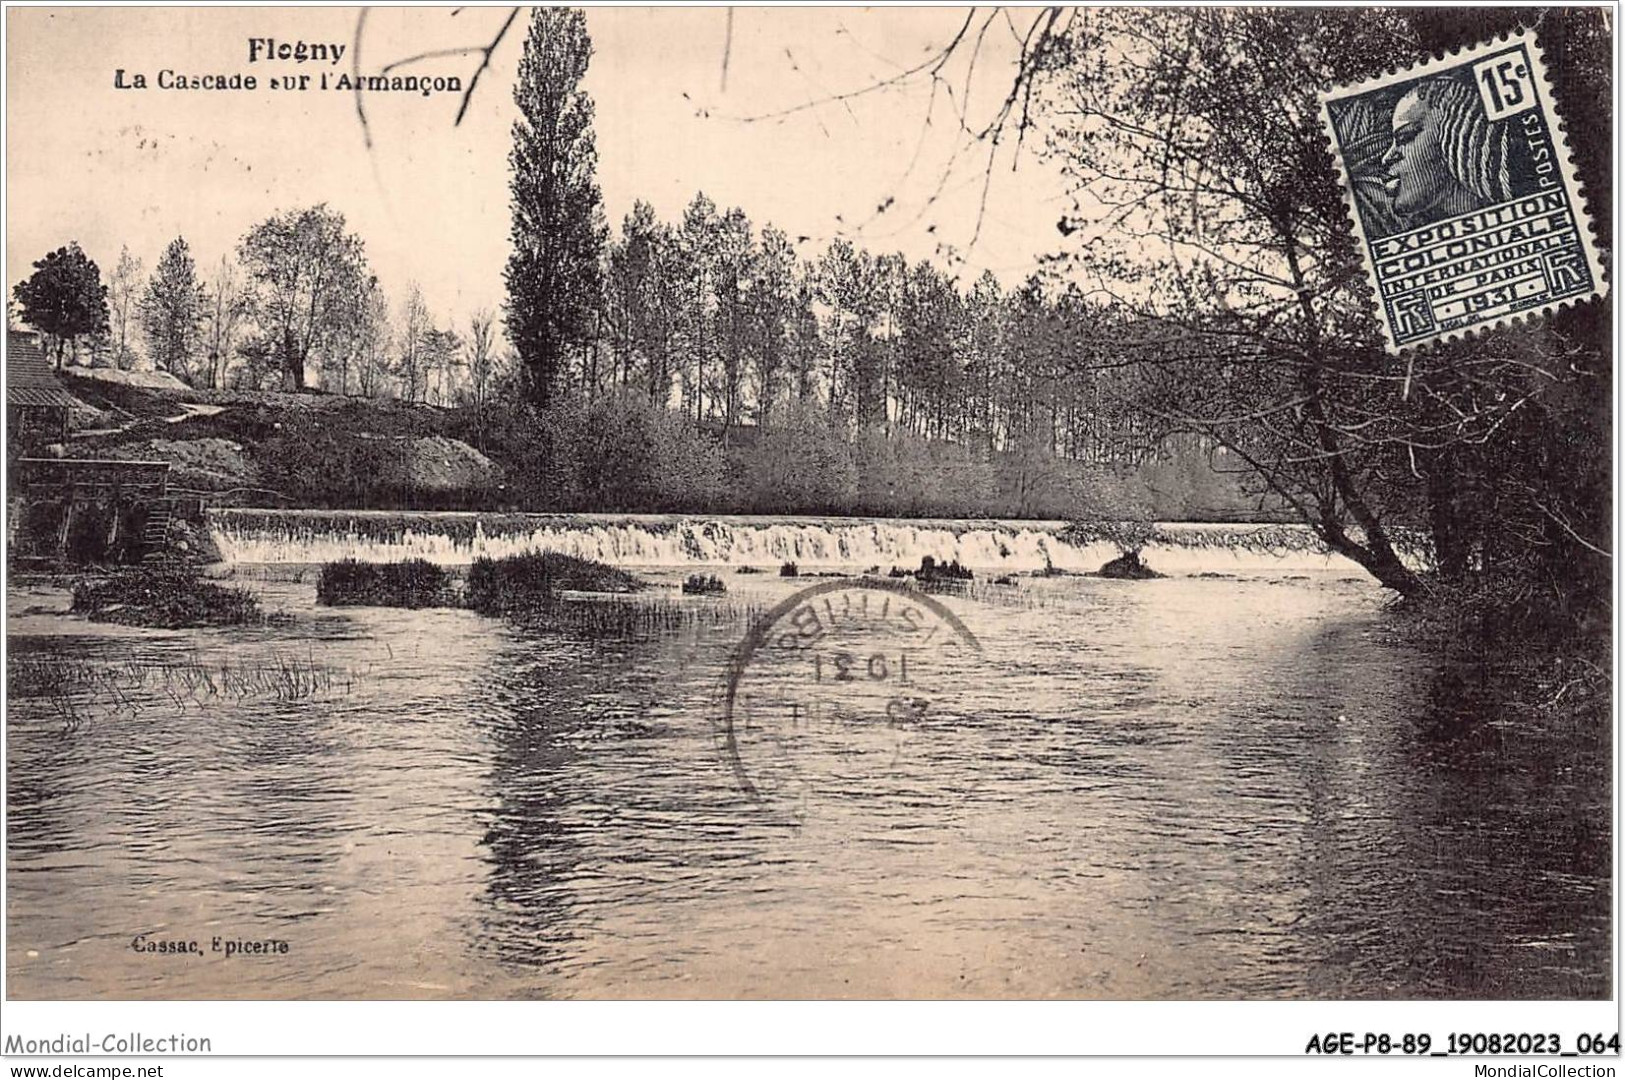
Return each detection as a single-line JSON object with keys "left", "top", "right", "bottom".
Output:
{"left": 6, "top": 569, "right": 1609, "bottom": 999}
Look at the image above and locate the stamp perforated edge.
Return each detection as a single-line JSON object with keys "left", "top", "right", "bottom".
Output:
{"left": 1316, "top": 27, "right": 1608, "bottom": 354}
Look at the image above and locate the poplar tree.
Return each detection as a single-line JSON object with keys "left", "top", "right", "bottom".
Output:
{"left": 504, "top": 6, "right": 606, "bottom": 409}
{"left": 141, "top": 237, "right": 207, "bottom": 378}
{"left": 108, "top": 246, "right": 146, "bottom": 369}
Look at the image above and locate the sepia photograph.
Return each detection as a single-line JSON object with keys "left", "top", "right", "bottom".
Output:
{"left": 1, "top": 2, "right": 1616, "bottom": 1058}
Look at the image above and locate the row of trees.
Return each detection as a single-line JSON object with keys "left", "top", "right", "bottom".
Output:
{"left": 14, "top": 207, "right": 1156, "bottom": 478}
{"left": 11, "top": 217, "right": 504, "bottom": 408}
{"left": 501, "top": 4, "right": 1613, "bottom": 615}
{"left": 597, "top": 196, "right": 1155, "bottom": 464}
{"left": 13, "top": 238, "right": 212, "bottom": 376}
{"left": 501, "top": 12, "right": 1154, "bottom": 462}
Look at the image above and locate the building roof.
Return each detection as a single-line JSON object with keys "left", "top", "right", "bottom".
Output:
{"left": 7, "top": 333, "right": 81, "bottom": 408}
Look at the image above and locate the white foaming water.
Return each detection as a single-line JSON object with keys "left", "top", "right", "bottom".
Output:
{"left": 207, "top": 510, "right": 1360, "bottom": 574}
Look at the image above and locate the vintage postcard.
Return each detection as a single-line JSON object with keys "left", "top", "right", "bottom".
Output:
{"left": 2, "top": 4, "right": 1614, "bottom": 1064}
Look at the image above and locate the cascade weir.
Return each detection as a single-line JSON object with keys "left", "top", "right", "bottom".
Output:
{"left": 207, "top": 509, "right": 1358, "bottom": 574}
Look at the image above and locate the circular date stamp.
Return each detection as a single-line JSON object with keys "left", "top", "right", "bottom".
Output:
{"left": 717, "top": 578, "right": 982, "bottom": 808}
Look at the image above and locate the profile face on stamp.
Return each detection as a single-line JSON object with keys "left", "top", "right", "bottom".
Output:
{"left": 1320, "top": 30, "right": 1604, "bottom": 351}
{"left": 1380, "top": 79, "right": 1511, "bottom": 226}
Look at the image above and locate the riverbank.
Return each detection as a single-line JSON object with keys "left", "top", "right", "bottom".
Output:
{"left": 50, "top": 373, "right": 1282, "bottom": 521}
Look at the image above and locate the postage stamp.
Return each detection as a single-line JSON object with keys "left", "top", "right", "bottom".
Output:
{"left": 1320, "top": 29, "right": 1605, "bottom": 352}
{"left": 717, "top": 579, "right": 982, "bottom": 812}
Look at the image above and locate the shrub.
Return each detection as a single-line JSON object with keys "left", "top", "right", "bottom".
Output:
{"left": 779, "top": 561, "right": 799, "bottom": 577}
{"left": 316, "top": 559, "right": 453, "bottom": 608}
{"left": 255, "top": 413, "right": 397, "bottom": 509}
{"left": 1098, "top": 551, "right": 1164, "bottom": 580}
{"left": 736, "top": 401, "right": 857, "bottom": 514}
{"left": 682, "top": 573, "right": 726, "bottom": 595}
{"left": 465, "top": 552, "right": 642, "bottom": 615}
{"left": 71, "top": 567, "right": 260, "bottom": 628}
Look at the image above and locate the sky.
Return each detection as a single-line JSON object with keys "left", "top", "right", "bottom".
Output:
{"left": 6, "top": 6, "right": 1071, "bottom": 333}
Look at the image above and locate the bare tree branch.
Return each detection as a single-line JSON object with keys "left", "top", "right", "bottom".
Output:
{"left": 349, "top": 6, "right": 521, "bottom": 146}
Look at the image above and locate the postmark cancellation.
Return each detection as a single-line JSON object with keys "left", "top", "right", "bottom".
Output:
{"left": 1319, "top": 29, "right": 1605, "bottom": 352}
{"left": 718, "top": 579, "right": 983, "bottom": 812}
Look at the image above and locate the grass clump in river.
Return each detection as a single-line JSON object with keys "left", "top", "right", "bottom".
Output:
{"left": 682, "top": 573, "right": 727, "bottom": 595}
{"left": 462, "top": 554, "right": 762, "bottom": 641}
{"left": 10, "top": 647, "right": 351, "bottom": 729}
{"left": 317, "top": 558, "right": 453, "bottom": 609}
{"left": 465, "top": 552, "right": 642, "bottom": 615}
{"left": 524, "top": 596, "right": 738, "bottom": 640}
{"left": 918, "top": 556, "right": 973, "bottom": 583}
{"left": 308, "top": 552, "right": 754, "bottom": 641}
{"left": 71, "top": 567, "right": 260, "bottom": 629}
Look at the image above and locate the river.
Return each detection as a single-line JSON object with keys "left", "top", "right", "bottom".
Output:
{"left": 4, "top": 515, "right": 1610, "bottom": 999}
